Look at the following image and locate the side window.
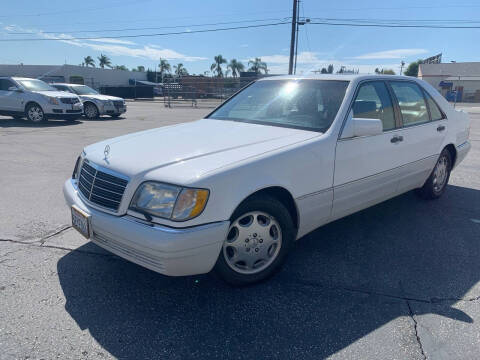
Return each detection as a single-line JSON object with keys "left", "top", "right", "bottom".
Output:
{"left": 423, "top": 90, "right": 444, "bottom": 121}
{"left": 0, "top": 79, "right": 15, "bottom": 91}
{"left": 54, "top": 85, "right": 67, "bottom": 92}
{"left": 390, "top": 82, "right": 429, "bottom": 126}
{"left": 353, "top": 81, "right": 396, "bottom": 131}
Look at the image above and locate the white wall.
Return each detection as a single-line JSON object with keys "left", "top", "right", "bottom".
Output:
{"left": 0, "top": 64, "right": 147, "bottom": 88}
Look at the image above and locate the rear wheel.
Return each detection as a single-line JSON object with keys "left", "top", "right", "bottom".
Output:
{"left": 25, "top": 103, "right": 46, "bottom": 123}
{"left": 214, "top": 195, "right": 295, "bottom": 285}
{"left": 416, "top": 148, "right": 452, "bottom": 199}
{"left": 84, "top": 103, "right": 99, "bottom": 119}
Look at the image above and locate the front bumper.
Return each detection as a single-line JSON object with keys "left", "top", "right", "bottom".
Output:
{"left": 45, "top": 102, "right": 83, "bottom": 119}
{"left": 100, "top": 104, "right": 127, "bottom": 116}
{"left": 454, "top": 140, "right": 471, "bottom": 169}
{"left": 63, "top": 179, "right": 228, "bottom": 276}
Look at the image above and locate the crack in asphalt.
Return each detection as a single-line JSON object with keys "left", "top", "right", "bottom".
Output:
{"left": 400, "top": 281, "right": 427, "bottom": 360}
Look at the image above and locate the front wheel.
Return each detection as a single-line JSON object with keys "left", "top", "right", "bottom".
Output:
{"left": 416, "top": 148, "right": 452, "bottom": 199}
{"left": 214, "top": 195, "right": 295, "bottom": 285}
{"left": 84, "top": 103, "right": 99, "bottom": 119}
{"left": 26, "top": 103, "right": 46, "bottom": 123}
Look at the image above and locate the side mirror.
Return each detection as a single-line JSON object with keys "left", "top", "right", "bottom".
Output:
{"left": 341, "top": 110, "right": 383, "bottom": 138}
{"left": 8, "top": 86, "right": 22, "bottom": 92}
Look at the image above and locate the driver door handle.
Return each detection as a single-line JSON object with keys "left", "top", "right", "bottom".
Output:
{"left": 437, "top": 125, "right": 446, "bottom": 132}
{"left": 390, "top": 135, "right": 403, "bottom": 144}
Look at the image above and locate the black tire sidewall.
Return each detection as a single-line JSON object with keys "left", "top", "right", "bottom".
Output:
{"left": 214, "top": 195, "right": 295, "bottom": 286}
{"left": 419, "top": 149, "right": 452, "bottom": 199}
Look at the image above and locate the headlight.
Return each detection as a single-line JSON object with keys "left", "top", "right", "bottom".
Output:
{"left": 48, "top": 96, "right": 59, "bottom": 105}
{"left": 129, "top": 182, "right": 209, "bottom": 221}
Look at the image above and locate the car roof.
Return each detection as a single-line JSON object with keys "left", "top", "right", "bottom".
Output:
{"left": 258, "top": 74, "right": 418, "bottom": 82}
{"left": 51, "top": 83, "right": 84, "bottom": 86}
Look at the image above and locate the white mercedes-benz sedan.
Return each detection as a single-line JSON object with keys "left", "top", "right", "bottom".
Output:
{"left": 64, "top": 75, "right": 471, "bottom": 285}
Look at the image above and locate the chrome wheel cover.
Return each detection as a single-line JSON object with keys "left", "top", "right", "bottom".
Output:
{"left": 223, "top": 211, "right": 282, "bottom": 275}
{"left": 433, "top": 155, "right": 448, "bottom": 192}
{"left": 28, "top": 106, "right": 43, "bottom": 122}
{"left": 85, "top": 104, "right": 98, "bottom": 118}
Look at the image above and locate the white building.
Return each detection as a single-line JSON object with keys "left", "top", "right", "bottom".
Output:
{"left": 0, "top": 64, "right": 147, "bottom": 89}
{"left": 418, "top": 62, "right": 480, "bottom": 102}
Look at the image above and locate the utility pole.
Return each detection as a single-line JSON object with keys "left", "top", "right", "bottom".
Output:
{"left": 293, "top": 0, "right": 300, "bottom": 74}
{"left": 288, "top": 0, "right": 298, "bottom": 75}
{"left": 400, "top": 61, "right": 405, "bottom": 75}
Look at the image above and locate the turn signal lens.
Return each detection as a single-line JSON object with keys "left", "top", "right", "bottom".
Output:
{"left": 172, "top": 189, "right": 209, "bottom": 220}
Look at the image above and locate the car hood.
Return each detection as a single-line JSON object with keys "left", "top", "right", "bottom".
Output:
{"left": 33, "top": 90, "right": 79, "bottom": 98}
{"left": 84, "top": 119, "right": 319, "bottom": 181}
{"left": 79, "top": 94, "right": 123, "bottom": 101}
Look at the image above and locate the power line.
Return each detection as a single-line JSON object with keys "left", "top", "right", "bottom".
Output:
{"left": 0, "top": 22, "right": 290, "bottom": 42}
{"left": 6, "top": 17, "right": 290, "bottom": 35}
{"left": 309, "top": 21, "right": 480, "bottom": 29}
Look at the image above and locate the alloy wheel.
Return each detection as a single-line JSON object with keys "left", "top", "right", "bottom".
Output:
{"left": 223, "top": 211, "right": 282, "bottom": 275}
{"left": 432, "top": 155, "right": 449, "bottom": 193}
{"left": 28, "top": 106, "right": 44, "bottom": 122}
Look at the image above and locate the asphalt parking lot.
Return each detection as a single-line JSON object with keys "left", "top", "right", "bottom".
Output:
{"left": 0, "top": 101, "right": 479, "bottom": 359}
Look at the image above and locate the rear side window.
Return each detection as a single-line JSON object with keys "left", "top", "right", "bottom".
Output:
{"left": 424, "top": 91, "right": 444, "bottom": 121}
{"left": 390, "top": 82, "right": 429, "bottom": 126}
{"left": 353, "top": 81, "right": 396, "bottom": 131}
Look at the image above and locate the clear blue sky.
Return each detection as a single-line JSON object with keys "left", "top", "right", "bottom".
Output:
{"left": 0, "top": 0, "right": 479, "bottom": 75}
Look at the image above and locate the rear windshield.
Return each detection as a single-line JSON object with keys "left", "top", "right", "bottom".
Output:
{"left": 208, "top": 80, "right": 349, "bottom": 132}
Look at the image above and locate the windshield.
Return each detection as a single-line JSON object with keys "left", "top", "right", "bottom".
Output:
{"left": 17, "top": 79, "right": 56, "bottom": 91}
{"left": 71, "top": 85, "right": 99, "bottom": 95}
{"left": 208, "top": 80, "right": 349, "bottom": 132}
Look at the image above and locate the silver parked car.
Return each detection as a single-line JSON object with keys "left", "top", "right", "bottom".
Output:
{"left": 51, "top": 83, "right": 127, "bottom": 119}
{"left": 0, "top": 77, "right": 83, "bottom": 123}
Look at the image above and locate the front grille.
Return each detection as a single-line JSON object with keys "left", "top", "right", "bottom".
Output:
{"left": 78, "top": 161, "right": 128, "bottom": 211}
{"left": 113, "top": 100, "right": 124, "bottom": 107}
{"left": 60, "top": 97, "right": 80, "bottom": 104}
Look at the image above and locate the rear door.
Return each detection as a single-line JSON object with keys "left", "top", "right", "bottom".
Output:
{"left": 333, "top": 80, "right": 404, "bottom": 219}
{"left": 387, "top": 81, "right": 447, "bottom": 192}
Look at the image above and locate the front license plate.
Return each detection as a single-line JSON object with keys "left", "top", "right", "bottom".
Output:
{"left": 71, "top": 205, "right": 91, "bottom": 239}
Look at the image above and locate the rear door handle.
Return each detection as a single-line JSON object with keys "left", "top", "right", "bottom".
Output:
{"left": 437, "top": 125, "right": 446, "bottom": 132}
{"left": 390, "top": 135, "right": 404, "bottom": 144}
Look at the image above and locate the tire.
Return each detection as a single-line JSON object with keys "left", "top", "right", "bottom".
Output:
{"left": 25, "top": 103, "right": 46, "bottom": 123}
{"left": 214, "top": 195, "right": 295, "bottom": 286}
{"left": 84, "top": 102, "right": 99, "bottom": 119}
{"left": 416, "top": 148, "right": 452, "bottom": 200}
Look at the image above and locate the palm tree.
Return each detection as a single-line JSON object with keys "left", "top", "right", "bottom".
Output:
{"left": 210, "top": 55, "right": 227, "bottom": 77}
{"left": 248, "top": 57, "right": 268, "bottom": 75}
{"left": 227, "top": 59, "right": 245, "bottom": 78}
{"left": 97, "top": 54, "right": 112, "bottom": 69}
{"left": 83, "top": 56, "right": 95, "bottom": 67}
{"left": 173, "top": 63, "right": 188, "bottom": 77}
{"left": 158, "top": 59, "right": 171, "bottom": 82}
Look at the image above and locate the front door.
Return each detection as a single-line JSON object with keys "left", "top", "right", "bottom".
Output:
{"left": 0, "top": 79, "right": 24, "bottom": 112}
{"left": 332, "top": 80, "right": 404, "bottom": 219}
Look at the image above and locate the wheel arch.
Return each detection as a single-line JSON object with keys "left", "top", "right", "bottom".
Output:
{"left": 444, "top": 143, "right": 457, "bottom": 167}
{"left": 233, "top": 186, "right": 299, "bottom": 230}
{"left": 24, "top": 101, "right": 43, "bottom": 113}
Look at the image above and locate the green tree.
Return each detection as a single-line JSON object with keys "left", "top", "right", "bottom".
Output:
{"left": 158, "top": 59, "right": 171, "bottom": 81}
{"left": 327, "top": 64, "right": 334, "bottom": 74}
{"left": 320, "top": 68, "right": 328, "bottom": 74}
{"left": 132, "top": 65, "right": 145, "bottom": 72}
{"left": 174, "top": 63, "right": 188, "bottom": 77}
{"left": 114, "top": 65, "right": 128, "bottom": 71}
{"left": 404, "top": 60, "right": 422, "bottom": 77}
{"left": 227, "top": 59, "right": 245, "bottom": 78}
{"left": 375, "top": 68, "right": 396, "bottom": 75}
{"left": 97, "top": 54, "right": 112, "bottom": 69}
{"left": 83, "top": 56, "right": 95, "bottom": 67}
{"left": 248, "top": 57, "right": 268, "bottom": 74}
{"left": 210, "top": 55, "right": 227, "bottom": 77}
